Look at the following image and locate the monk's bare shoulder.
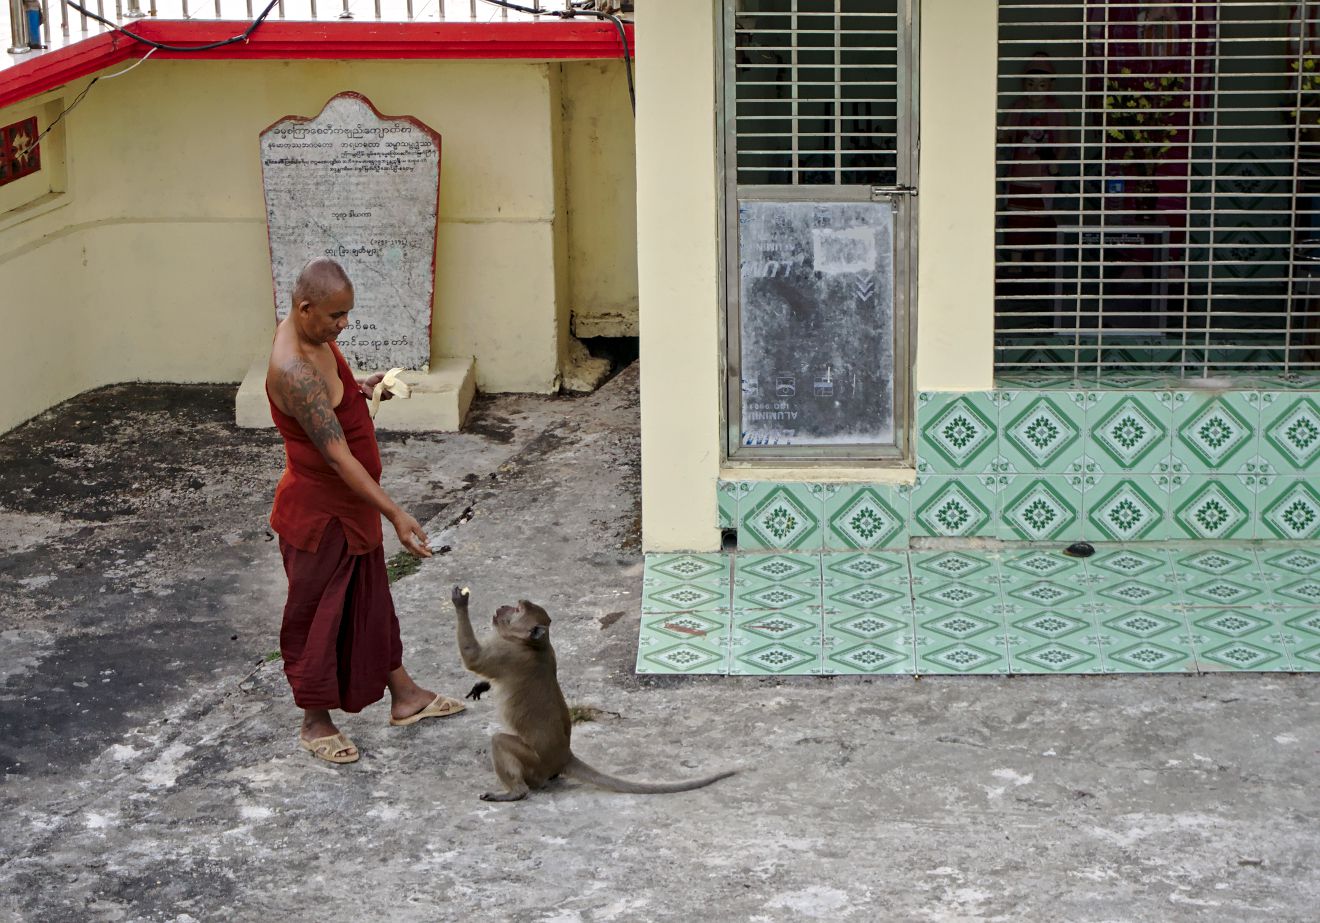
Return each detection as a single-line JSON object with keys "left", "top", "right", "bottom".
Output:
{"left": 271, "top": 351, "right": 345, "bottom": 454}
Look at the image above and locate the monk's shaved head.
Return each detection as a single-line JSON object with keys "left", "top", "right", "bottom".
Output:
{"left": 293, "top": 258, "right": 352, "bottom": 308}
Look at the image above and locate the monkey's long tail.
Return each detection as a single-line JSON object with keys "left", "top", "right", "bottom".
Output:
{"left": 563, "top": 755, "right": 734, "bottom": 794}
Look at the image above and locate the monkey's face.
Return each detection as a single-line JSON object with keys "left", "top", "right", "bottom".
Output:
{"left": 494, "top": 600, "right": 552, "bottom": 647}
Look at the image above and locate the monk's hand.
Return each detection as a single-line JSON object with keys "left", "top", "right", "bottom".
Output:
{"left": 391, "top": 511, "right": 432, "bottom": 557}
{"left": 360, "top": 373, "right": 392, "bottom": 401}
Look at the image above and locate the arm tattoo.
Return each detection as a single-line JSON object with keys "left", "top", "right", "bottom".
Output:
{"left": 278, "top": 357, "right": 346, "bottom": 456}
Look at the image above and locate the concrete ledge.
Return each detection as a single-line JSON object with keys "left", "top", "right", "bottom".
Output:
{"left": 236, "top": 354, "right": 476, "bottom": 432}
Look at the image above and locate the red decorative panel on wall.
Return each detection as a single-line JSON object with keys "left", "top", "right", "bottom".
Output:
{"left": 0, "top": 116, "right": 41, "bottom": 187}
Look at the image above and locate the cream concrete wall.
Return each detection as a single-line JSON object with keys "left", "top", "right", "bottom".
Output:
{"left": 634, "top": 0, "right": 998, "bottom": 551}
{"left": 915, "top": 0, "right": 997, "bottom": 392}
{"left": 636, "top": 0, "right": 722, "bottom": 552}
{"left": 562, "top": 60, "right": 639, "bottom": 338}
{"left": 1, "top": 55, "right": 637, "bottom": 434}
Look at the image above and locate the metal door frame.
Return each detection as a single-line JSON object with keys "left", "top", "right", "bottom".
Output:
{"left": 718, "top": 0, "right": 920, "bottom": 464}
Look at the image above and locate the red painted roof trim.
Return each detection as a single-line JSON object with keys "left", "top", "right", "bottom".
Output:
{"left": 1, "top": 19, "right": 632, "bottom": 110}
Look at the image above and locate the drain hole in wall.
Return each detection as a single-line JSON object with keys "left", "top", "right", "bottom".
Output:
{"left": 721, "top": 528, "right": 738, "bottom": 551}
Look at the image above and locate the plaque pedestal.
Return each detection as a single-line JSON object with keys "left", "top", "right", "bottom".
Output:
{"left": 235, "top": 353, "right": 475, "bottom": 432}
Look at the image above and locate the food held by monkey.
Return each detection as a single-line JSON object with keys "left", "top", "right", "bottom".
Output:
{"left": 448, "top": 585, "right": 735, "bottom": 802}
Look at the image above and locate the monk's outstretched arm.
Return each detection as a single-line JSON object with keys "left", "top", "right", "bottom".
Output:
{"left": 276, "top": 356, "right": 430, "bottom": 557}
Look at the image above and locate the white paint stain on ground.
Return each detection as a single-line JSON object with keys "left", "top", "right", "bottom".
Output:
{"left": 1275, "top": 734, "right": 1298, "bottom": 745}
{"left": 17, "top": 575, "right": 56, "bottom": 590}
{"left": 983, "top": 767, "right": 1033, "bottom": 799}
{"left": 1088, "top": 812, "right": 1223, "bottom": 849}
{"left": 84, "top": 812, "right": 116, "bottom": 830}
{"left": 138, "top": 741, "right": 194, "bottom": 790}
{"left": 239, "top": 806, "right": 274, "bottom": 820}
{"left": 108, "top": 744, "right": 139, "bottom": 762}
{"left": 991, "top": 768, "right": 1033, "bottom": 786}
{"left": 766, "top": 886, "right": 851, "bottom": 919}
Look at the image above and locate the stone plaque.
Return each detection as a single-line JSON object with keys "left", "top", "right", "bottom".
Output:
{"left": 260, "top": 92, "right": 441, "bottom": 371}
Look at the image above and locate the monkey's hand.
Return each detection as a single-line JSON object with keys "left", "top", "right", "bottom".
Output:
{"left": 451, "top": 585, "right": 470, "bottom": 609}
{"left": 465, "top": 681, "right": 490, "bottom": 701}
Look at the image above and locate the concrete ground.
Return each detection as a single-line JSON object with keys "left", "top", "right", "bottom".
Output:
{"left": 1, "top": 363, "right": 1318, "bottom": 922}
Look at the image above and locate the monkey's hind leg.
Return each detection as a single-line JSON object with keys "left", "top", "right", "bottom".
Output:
{"left": 480, "top": 733, "right": 541, "bottom": 802}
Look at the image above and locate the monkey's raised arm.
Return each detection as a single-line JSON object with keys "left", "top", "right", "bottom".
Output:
{"left": 451, "top": 585, "right": 491, "bottom": 676}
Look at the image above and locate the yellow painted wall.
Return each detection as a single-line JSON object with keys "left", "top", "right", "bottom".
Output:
{"left": 634, "top": 0, "right": 997, "bottom": 551}
{"left": 635, "top": 0, "right": 723, "bottom": 552}
{"left": 0, "top": 55, "right": 637, "bottom": 434}
{"left": 562, "top": 60, "right": 639, "bottom": 338}
{"left": 915, "top": 0, "right": 997, "bottom": 392}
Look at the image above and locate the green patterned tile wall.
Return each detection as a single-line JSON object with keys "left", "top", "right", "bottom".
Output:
{"left": 716, "top": 380, "right": 1320, "bottom": 547}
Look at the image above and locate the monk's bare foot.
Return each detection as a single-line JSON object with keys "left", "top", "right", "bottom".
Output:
{"left": 389, "top": 685, "right": 438, "bottom": 721}
{"left": 386, "top": 665, "right": 438, "bottom": 721}
{"left": 300, "top": 710, "right": 357, "bottom": 760}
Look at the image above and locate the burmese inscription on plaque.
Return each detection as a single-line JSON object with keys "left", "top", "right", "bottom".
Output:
{"left": 260, "top": 92, "right": 441, "bottom": 371}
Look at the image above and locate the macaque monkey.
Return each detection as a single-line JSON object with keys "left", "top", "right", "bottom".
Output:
{"left": 450, "top": 586, "right": 735, "bottom": 802}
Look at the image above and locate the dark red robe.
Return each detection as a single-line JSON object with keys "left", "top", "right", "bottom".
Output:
{"left": 268, "top": 343, "right": 401, "bottom": 713}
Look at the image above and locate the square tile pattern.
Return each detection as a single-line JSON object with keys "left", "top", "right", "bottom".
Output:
{"left": 719, "top": 384, "right": 1320, "bottom": 547}
{"left": 636, "top": 544, "right": 1320, "bottom": 676}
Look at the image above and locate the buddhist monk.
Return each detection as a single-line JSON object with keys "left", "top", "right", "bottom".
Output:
{"left": 266, "top": 257, "right": 464, "bottom": 764}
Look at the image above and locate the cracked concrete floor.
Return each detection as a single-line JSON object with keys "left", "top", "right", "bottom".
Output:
{"left": 1, "top": 362, "right": 1319, "bottom": 922}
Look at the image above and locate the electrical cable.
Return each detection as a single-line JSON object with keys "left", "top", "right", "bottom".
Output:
{"left": 477, "top": 0, "right": 634, "bottom": 115}
{"left": 18, "top": 48, "right": 158, "bottom": 159}
{"left": 65, "top": 0, "right": 280, "bottom": 52}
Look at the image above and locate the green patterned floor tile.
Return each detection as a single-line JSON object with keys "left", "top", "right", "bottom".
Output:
{"left": 646, "top": 553, "right": 731, "bottom": 586}
{"left": 1004, "top": 609, "right": 1106, "bottom": 674}
{"left": 733, "top": 580, "right": 821, "bottom": 611}
{"left": 638, "top": 546, "right": 1320, "bottom": 676}
{"left": 821, "top": 551, "right": 910, "bottom": 586}
{"left": 1257, "top": 545, "right": 1320, "bottom": 578}
{"left": 823, "top": 608, "right": 917, "bottom": 675}
{"left": 913, "top": 580, "right": 1000, "bottom": 612}
{"left": 822, "top": 581, "right": 911, "bottom": 615}
{"left": 1085, "top": 546, "right": 1174, "bottom": 579}
{"left": 729, "top": 614, "right": 823, "bottom": 674}
{"left": 732, "top": 552, "right": 820, "bottom": 585}
{"left": 1085, "top": 572, "right": 1182, "bottom": 611}
{"left": 1283, "top": 609, "right": 1320, "bottom": 669}
{"left": 909, "top": 550, "right": 996, "bottom": 584}
{"left": 732, "top": 607, "right": 822, "bottom": 645}
{"left": 641, "top": 554, "right": 731, "bottom": 613}
{"left": 1096, "top": 609, "right": 1197, "bottom": 673}
{"left": 913, "top": 592, "right": 1010, "bottom": 675}
{"left": 635, "top": 611, "right": 731, "bottom": 674}
{"left": 1187, "top": 609, "right": 1292, "bottom": 672}
{"left": 997, "top": 548, "right": 1084, "bottom": 584}
{"left": 915, "top": 634, "right": 1010, "bottom": 675}
{"left": 1265, "top": 575, "right": 1320, "bottom": 609}
{"left": 1000, "top": 576, "right": 1087, "bottom": 611}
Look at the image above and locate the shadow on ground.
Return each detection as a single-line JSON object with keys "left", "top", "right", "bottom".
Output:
{"left": 1, "top": 363, "right": 1318, "bottom": 922}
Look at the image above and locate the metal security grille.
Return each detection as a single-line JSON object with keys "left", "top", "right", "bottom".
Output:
{"left": 731, "top": 0, "right": 901, "bottom": 186}
{"left": 995, "top": 0, "right": 1320, "bottom": 377}
{"left": 722, "top": 0, "right": 915, "bottom": 462}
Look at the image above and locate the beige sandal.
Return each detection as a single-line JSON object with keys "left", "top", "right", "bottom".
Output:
{"left": 299, "top": 732, "right": 360, "bottom": 764}
{"left": 389, "top": 693, "right": 466, "bottom": 727}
